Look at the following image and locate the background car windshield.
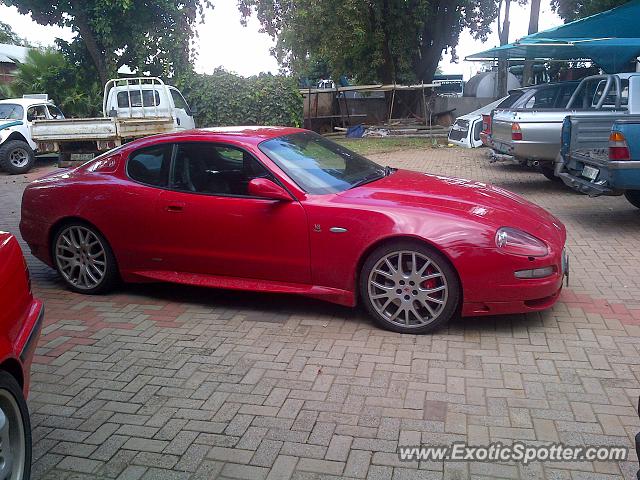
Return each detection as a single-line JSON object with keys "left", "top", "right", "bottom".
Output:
{"left": 259, "top": 132, "right": 384, "bottom": 194}
{"left": 0, "top": 104, "right": 24, "bottom": 120}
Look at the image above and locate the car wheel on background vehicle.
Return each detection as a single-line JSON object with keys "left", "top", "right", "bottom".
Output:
{"left": 360, "top": 241, "right": 460, "bottom": 334}
{"left": 0, "top": 370, "right": 32, "bottom": 480}
{"left": 53, "top": 222, "right": 118, "bottom": 294}
{"left": 624, "top": 190, "right": 640, "bottom": 209}
{"left": 0, "top": 140, "right": 35, "bottom": 175}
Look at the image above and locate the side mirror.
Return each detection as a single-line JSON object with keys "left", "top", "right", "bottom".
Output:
{"left": 247, "top": 178, "right": 292, "bottom": 201}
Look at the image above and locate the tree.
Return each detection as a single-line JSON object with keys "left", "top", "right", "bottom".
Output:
{"left": 4, "top": 0, "right": 213, "bottom": 85}
{"left": 238, "top": 0, "right": 498, "bottom": 84}
{"left": 522, "top": 0, "right": 540, "bottom": 86}
{"left": 495, "top": 0, "right": 528, "bottom": 95}
{"left": 0, "top": 20, "right": 24, "bottom": 45}
{"left": 550, "top": 0, "right": 629, "bottom": 21}
{"left": 10, "top": 48, "right": 102, "bottom": 116}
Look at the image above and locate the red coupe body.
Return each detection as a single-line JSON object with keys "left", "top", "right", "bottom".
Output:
{"left": 21, "top": 127, "right": 566, "bottom": 318}
{"left": 0, "top": 232, "right": 43, "bottom": 397}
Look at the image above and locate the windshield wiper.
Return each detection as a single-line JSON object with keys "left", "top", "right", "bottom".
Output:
{"left": 349, "top": 169, "right": 386, "bottom": 189}
{"left": 384, "top": 165, "right": 396, "bottom": 176}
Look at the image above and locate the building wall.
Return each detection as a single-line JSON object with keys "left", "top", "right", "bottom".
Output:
{"left": 0, "top": 62, "right": 17, "bottom": 86}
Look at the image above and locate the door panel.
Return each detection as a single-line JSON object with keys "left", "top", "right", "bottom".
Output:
{"left": 151, "top": 141, "right": 310, "bottom": 284}
{"left": 156, "top": 191, "right": 310, "bottom": 283}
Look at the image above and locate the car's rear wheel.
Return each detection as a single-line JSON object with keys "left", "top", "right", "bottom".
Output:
{"left": 0, "top": 371, "right": 31, "bottom": 480}
{"left": 624, "top": 190, "right": 640, "bottom": 209}
{"left": 360, "top": 241, "right": 460, "bottom": 334}
{"left": 0, "top": 140, "right": 35, "bottom": 175}
{"left": 53, "top": 223, "right": 118, "bottom": 294}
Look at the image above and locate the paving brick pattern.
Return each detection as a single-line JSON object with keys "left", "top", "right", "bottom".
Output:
{"left": 1, "top": 149, "right": 639, "bottom": 479}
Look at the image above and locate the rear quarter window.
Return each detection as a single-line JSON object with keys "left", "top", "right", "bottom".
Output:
{"left": 127, "top": 144, "right": 172, "bottom": 187}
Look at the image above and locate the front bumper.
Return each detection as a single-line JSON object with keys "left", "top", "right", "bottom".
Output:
{"left": 461, "top": 247, "right": 568, "bottom": 317}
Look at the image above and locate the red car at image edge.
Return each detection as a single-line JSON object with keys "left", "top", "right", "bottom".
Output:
{"left": 21, "top": 127, "right": 568, "bottom": 334}
{"left": 0, "top": 231, "right": 43, "bottom": 479}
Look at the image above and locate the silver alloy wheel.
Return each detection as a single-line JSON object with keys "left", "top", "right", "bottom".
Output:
{"left": 0, "top": 390, "right": 26, "bottom": 480}
{"left": 8, "top": 149, "right": 28, "bottom": 168}
{"left": 55, "top": 226, "right": 107, "bottom": 290}
{"left": 367, "top": 250, "right": 448, "bottom": 327}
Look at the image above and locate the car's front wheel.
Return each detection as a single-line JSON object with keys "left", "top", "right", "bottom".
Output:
{"left": 53, "top": 222, "right": 118, "bottom": 294}
{"left": 0, "top": 140, "right": 35, "bottom": 175}
{"left": 624, "top": 190, "right": 640, "bottom": 209}
{"left": 360, "top": 241, "right": 460, "bottom": 334}
{"left": 0, "top": 370, "right": 31, "bottom": 480}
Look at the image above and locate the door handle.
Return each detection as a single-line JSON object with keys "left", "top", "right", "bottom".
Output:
{"left": 177, "top": 117, "right": 181, "bottom": 126}
{"left": 166, "top": 204, "right": 185, "bottom": 212}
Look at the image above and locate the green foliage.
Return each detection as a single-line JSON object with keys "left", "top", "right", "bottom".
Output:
{"left": 177, "top": 69, "right": 303, "bottom": 128}
{"left": 238, "top": 0, "right": 498, "bottom": 84}
{"left": 10, "top": 49, "right": 101, "bottom": 117}
{"left": 0, "top": 20, "right": 24, "bottom": 45}
{"left": 5, "top": 0, "right": 212, "bottom": 84}
{"left": 550, "top": 0, "right": 629, "bottom": 21}
{"left": 0, "top": 83, "right": 10, "bottom": 100}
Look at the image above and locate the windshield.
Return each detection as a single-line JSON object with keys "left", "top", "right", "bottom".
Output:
{"left": 259, "top": 132, "right": 385, "bottom": 194}
{"left": 0, "top": 104, "right": 24, "bottom": 120}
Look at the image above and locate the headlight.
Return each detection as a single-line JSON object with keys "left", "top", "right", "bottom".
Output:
{"left": 495, "top": 227, "right": 548, "bottom": 257}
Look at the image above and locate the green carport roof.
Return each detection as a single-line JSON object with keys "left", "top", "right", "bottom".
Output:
{"left": 466, "top": 0, "right": 640, "bottom": 73}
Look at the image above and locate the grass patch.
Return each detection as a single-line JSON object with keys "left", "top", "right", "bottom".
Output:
{"left": 333, "top": 136, "right": 444, "bottom": 155}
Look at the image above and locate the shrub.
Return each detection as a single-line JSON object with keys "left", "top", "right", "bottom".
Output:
{"left": 177, "top": 69, "right": 303, "bottom": 128}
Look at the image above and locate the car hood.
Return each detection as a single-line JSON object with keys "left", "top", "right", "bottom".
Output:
{"left": 334, "top": 169, "right": 565, "bottom": 242}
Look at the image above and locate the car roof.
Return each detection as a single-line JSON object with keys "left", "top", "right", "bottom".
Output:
{"left": 129, "top": 126, "right": 308, "bottom": 148}
{"left": 0, "top": 98, "right": 54, "bottom": 108}
{"left": 508, "top": 80, "right": 580, "bottom": 95}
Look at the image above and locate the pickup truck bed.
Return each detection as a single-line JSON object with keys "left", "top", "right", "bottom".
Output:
{"left": 558, "top": 115, "right": 640, "bottom": 203}
{"left": 492, "top": 109, "right": 625, "bottom": 162}
{"left": 32, "top": 116, "right": 175, "bottom": 142}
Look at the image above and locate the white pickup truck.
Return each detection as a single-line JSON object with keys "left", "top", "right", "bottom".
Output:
{"left": 32, "top": 77, "right": 195, "bottom": 166}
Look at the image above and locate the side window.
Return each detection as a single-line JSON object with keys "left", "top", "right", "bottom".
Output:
{"left": 170, "top": 89, "right": 191, "bottom": 114}
{"left": 524, "top": 89, "right": 557, "bottom": 109}
{"left": 47, "top": 105, "right": 65, "bottom": 119}
{"left": 26, "top": 105, "right": 47, "bottom": 122}
{"left": 117, "top": 90, "right": 161, "bottom": 108}
{"left": 127, "top": 144, "right": 172, "bottom": 187}
{"left": 171, "top": 143, "right": 271, "bottom": 196}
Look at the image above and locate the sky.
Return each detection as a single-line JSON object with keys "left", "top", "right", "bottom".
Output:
{"left": 0, "top": 1, "right": 562, "bottom": 81}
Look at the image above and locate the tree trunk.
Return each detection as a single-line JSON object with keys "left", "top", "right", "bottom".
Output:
{"left": 71, "top": 0, "right": 108, "bottom": 86}
{"left": 522, "top": 0, "right": 541, "bottom": 86}
{"left": 414, "top": 0, "right": 451, "bottom": 83}
{"left": 497, "top": 0, "right": 511, "bottom": 97}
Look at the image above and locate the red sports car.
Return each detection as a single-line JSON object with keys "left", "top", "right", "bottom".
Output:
{"left": 0, "top": 231, "right": 43, "bottom": 479}
{"left": 20, "top": 127, "right": 568, "bottom": 334}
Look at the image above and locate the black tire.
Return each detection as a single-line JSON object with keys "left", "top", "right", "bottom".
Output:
{"left": 0, "top": 370, "right": 32, "bottom": 480}
{"left": 540, "top": 164, "right": 561, "bottom": 182}
{"left": 624, "top": 190, "right": 640, "bottom": 209}
{"left": 359, "top": 241, "right": 460, "bottom": 334}
{"left": 0, "top": 140, "right": 35, "bottom": 175}
{"left": 52, "top": 222, "right": 118, "bottom": 294}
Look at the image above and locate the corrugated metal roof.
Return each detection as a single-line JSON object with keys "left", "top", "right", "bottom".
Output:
{"left": 0, "top": 43, "right": 30, "bottom": 64}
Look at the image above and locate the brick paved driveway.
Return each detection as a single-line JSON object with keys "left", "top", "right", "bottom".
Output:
{"left": 1, "top": 149, "right": 639, "bottom": 480}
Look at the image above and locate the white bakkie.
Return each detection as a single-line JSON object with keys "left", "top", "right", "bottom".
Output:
{"left": 32, "top": 77, "right": 195, "bottom": 166}
{"left": 0, "top": 95, "right": 65, "bottom": 174}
